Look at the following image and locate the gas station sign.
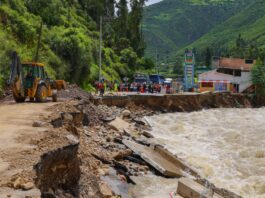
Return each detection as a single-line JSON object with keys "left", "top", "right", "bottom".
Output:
{"left": 184, "top": 51, "right": 195, "bottom": 91}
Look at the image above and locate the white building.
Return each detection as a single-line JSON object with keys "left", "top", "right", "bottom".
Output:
{"left": 199, "top": 57, "right": 256, "bottom": 93}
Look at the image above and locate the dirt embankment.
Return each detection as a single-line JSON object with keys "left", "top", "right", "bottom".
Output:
{"left": 93, "top": 92, "right": 254, "bottom": 112}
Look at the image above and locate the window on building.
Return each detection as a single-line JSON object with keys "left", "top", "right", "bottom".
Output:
{"left": 245, "top": 59, "right": 253, "bottom": 64}
{"left": 215, "top": 83, "right": 228, "bottom": 91}
{"left": 217, "top": 68, "right": 241, "bottom": 77}
{"left": 234, "top": 70, "right": 241, "bottom": 77}
{"left": 201, "top": 82, "right": 213, "bottom": 88}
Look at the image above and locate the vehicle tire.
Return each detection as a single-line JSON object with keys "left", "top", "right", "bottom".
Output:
{"left": 36, "top": 85, "right": 48, "bottom": 102}
{"left": 13, "top": 94, "right": 26, "bottom": 103}
{"left": 52, "top": 94, "right": 57, "bottom": 102}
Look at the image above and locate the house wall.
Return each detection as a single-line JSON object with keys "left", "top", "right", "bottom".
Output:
{"left": 231, "top": 72, "right": 251, "bottom": 92}
{"left": 199, "top": 82, "right": 231, "bottom": 93}
{"left": 199, "top": 70, "right": 252, "bottom": 93}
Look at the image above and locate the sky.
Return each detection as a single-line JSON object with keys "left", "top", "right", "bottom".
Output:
{"left": 146, "top": 0, "right": 162, "bottom": 6}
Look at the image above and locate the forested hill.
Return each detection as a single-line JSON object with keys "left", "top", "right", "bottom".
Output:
{"left": 179, "top": 0, "right": 265, "bottom": 61}
{"left": 0, "top": 0, "right": 152, "bottom": 93}
{"left": 143, "top": 0, "right": 251, "bottom": 60}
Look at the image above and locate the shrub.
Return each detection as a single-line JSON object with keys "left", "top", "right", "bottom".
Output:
{"left": 251, "top": 59, "right": 265, "bottom": 87}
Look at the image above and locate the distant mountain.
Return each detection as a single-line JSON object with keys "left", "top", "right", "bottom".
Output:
{"left": 178, "top": 0, "right": 265, "bottom": 55}
{"left": 143, "top": 0, "right": 251, "bottom": 61}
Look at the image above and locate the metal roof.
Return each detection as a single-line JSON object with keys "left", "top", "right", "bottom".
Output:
{"left": 199, "top": 70, "right": 234, "bottom": 82}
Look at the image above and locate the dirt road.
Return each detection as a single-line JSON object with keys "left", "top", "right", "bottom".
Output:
{"left": 0, "top": 101, "right": 55, "bottom": 197}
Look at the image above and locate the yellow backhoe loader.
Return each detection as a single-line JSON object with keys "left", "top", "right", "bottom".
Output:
{"left": 8, "top": 52, "right": 66, "bottom": 103}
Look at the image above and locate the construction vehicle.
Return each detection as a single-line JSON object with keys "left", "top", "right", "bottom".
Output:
{"left": 8, "top": 52, "right": 66, "bottom": 103}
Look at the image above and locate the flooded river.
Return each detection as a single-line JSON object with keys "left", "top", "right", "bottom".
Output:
{"left": 147, "top": 108, "right": 265, "bottom": 198}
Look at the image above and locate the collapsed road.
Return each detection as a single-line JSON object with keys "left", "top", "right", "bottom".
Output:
{"left": 0, "top": 87, "right": 258, "bottom": 198}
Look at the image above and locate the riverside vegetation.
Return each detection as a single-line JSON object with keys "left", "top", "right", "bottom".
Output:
{"left": 0, "top": 0, "right": 154, "bottom": 94}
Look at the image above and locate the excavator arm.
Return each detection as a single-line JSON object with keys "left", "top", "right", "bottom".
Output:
{"left": 8, "top": 51, "right": 25, "bottom": 99}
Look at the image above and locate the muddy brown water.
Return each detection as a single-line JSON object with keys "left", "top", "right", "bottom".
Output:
{"left": 146, "top": 108, "right": 265, "bottom": 198}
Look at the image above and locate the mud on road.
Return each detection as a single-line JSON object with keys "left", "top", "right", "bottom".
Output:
{"left": 0, "top": 101, "right": 55, "bottom": 197}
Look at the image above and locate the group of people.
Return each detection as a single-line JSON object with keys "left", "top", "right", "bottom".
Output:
{"left": 134, "top": 83, "right": 172, "bottom": 94}
{"left": 95, "top": 80, "right": 120, "bottom": 96}
{"left": 95, "top": 80, "right": 172, "bottom": 96}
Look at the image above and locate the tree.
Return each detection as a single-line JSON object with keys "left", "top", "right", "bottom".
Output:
{"left": 78, "top": 0, "right": 104, "bottom": 23}
{"left": 25, "top": 0, "right": 63, "bottom": 26}
{"left": 205, "top": 47, "right": 212, "bottom": 68}
{"left": 104, "top": 0, "right": 115, "bottom": 19}
{"left": 116, "top": 0, "right": 129, "bottom": 39}
{"left": 173, "top": 56, "right": 183, "bottom": 75}
{"left": 128, "top": 0, "right": 146, "bottom": 57}
{"left": 67, "top": 0, "right": 75, "bottom": 25}
{"left": 115, "top": 38, "right": 131, "bottom": 53}
{"left": 137, "top": 57, "right": 155, "bottom": 70}
{"left": 236, "top": 34, "right": 245, "bottom": 48}
{"left": 48, "top": 27, "right": 92, "bottom": 84}
{"left": 120, "top": 47, "right": 138, "bottom": 70}
{"left": 251, "top": 59, "right": 265, "bottom": 87}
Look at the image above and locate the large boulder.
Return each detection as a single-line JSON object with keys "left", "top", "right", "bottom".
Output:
{"left": 122, "top": 110, "right": 131, "bottom": 118}
{"left": 108, "top": 117, "right": 132, "bottom": 133}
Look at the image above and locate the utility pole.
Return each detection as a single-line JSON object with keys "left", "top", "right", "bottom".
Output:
{"left": 35, "top": 21, "right": 43, "bottom": 62}
{"left": 98, "top": 1, "right": 114, "bottom": 82}
{"left": 156, "top": 48, "right": 159, "bottom": 75}
{"left": 99, "top": 16, "right": 102, "bottom": 82}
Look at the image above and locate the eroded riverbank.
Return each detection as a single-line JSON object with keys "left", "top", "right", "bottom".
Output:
{"left": 0, "top": 91, "right": 262, "bottom": 197}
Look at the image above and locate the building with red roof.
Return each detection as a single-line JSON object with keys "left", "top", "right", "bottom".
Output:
{"left": 199, "top": 57, "right": 255, "bottom": 93}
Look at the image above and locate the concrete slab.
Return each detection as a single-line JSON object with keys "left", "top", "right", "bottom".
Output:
{"left": 122, "top": 140, "right": 185, "bottom": 177}
{"left": 108, "top": 117, "right": 132, "bottom": 133}
{"left": 177, "top": 177, "right": 223, "bottom": 198}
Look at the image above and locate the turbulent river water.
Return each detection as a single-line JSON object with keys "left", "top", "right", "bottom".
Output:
{"left": 146, "top": 108, "right": 265, "bottom": 198}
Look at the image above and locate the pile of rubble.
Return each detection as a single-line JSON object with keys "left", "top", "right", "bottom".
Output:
{"left": 57, "top": 84, "right": 92, "bottom": 100}
{"left": 27, "top": 99, "right": 155, "bottom": 198}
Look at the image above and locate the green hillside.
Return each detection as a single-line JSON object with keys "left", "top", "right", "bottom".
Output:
{"left": 0, "top": 0, "right": 151, "bottom": 94}
{"left": 179, "top": 0, "right": 265, "bottom": 58}
{"left": 143, "top": 0, "right": 251, "bottom": 61}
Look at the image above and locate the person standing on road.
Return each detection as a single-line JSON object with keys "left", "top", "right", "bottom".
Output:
{"left": 99, "top": 81, "right": 104, "bottom": 96}
{"left": 148, "top": 83, "right": 153, "bottom": 93}
{"left": 114, "top": 81, "right": 118, "bottom": 92}
{"left": 143, "top": 83, "right": 147, "bottom": 93}
{"left": 104, "top": 81, "right": 107, "bottom": 93}
{"left": 137, "top": 83, "right": 141, "bottom": 93}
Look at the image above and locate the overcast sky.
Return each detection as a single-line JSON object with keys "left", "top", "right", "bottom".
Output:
{"left": 146, "top": 0, "right": 162, "bottom": 6}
